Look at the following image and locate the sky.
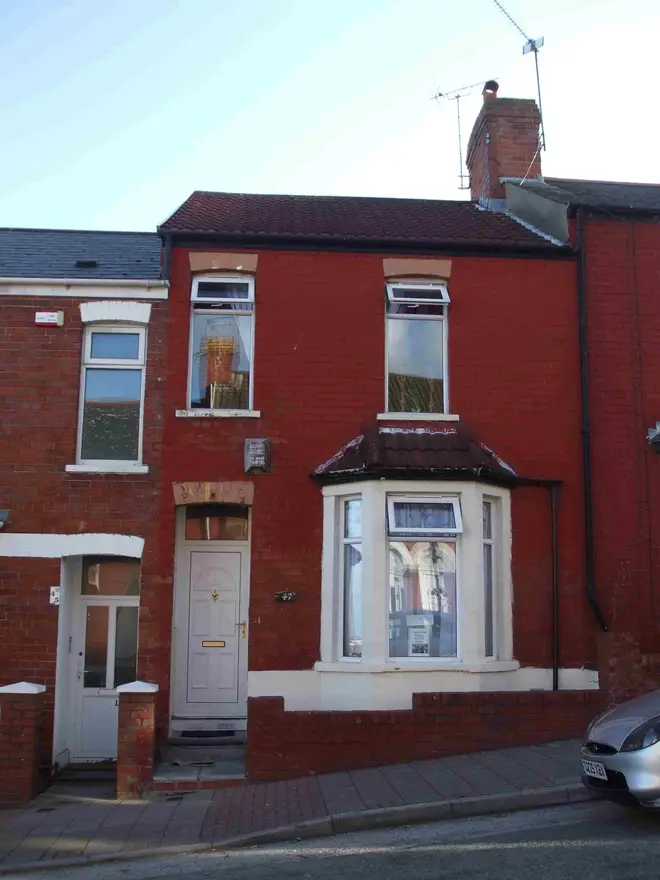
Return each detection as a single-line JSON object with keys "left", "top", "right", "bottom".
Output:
{"left": 1, "top": 0, "right": 659, "bottom": 232}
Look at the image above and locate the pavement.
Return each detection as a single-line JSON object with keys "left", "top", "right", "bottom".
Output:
{"left": 0, "top": 739, "right": 590, "bottom": 873}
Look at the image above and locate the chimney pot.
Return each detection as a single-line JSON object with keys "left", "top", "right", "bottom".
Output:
{"left": 483, "top": 80, "right": 499, "bottom": 99}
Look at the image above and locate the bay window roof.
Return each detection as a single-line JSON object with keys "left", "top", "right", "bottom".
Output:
{"left": 312, "top": 425, "right": 519, "bottom": 487}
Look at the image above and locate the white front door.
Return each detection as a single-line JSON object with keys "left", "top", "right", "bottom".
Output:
{"left": 172, "top": 505, "right": 250, "bottom": 732}
{"left": 70, "top": 558, "right": 140, "bottom": 762}
{"left": 188, "top": 551, "right": 242, "bottom": 705}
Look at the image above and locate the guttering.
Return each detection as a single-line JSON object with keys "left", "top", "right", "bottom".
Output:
{"left": 159, "top": 230, "right": 574, "bottom": 260}
{"left": 576, "top": 208, "right": 608, "bottom": 631}
{"left": 0, "top": 277, "right": 168, "bottom": 288}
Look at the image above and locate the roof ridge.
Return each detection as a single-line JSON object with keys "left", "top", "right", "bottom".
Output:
{"left": 0, "top": 227, "right": 158, "bottom": 237}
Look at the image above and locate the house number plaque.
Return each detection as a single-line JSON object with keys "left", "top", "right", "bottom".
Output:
{"left": 244, "top": 438, "right": 270, "bottom": 474}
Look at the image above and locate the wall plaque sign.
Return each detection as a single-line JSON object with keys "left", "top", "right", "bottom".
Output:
{"left": 244, "top": 438, "right": 270, "bottom": 474}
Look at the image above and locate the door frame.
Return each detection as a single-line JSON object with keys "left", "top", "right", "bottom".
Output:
{"left": 170, "top": 505, "right": 251, "bottom": 734}
{"left": 69, "top": 583, "right": 140, "bottom": 762}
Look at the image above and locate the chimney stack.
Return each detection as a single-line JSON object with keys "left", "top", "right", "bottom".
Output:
{"left": 466, "top": 81, "right": 542, "bottom": 204}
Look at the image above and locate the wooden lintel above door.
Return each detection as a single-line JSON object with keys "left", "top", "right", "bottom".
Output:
{"left": 173, "top": 481, "right": 254, "bottom": 506}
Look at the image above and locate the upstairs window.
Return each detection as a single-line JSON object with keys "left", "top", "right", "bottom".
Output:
{"left": 386, "top": 281, "right": 449, "bottom": 414}
{"left": 189, "top": 275, "right": 255, "bottom": 411}
{"left": 78, "top": 326, "right": 146, "bottom": 464}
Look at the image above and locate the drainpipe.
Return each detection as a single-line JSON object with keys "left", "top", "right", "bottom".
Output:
{"left": 550, "top": 484, "right": 559, "bottom": 690}
{"left": 576, "top": 208, "right": 608, "bottom": 631}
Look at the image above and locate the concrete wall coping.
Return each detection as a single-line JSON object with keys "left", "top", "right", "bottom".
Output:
{"left": 116, "top": 681, "right": 159, "bottom": 694}
{"left": 0, "top": 682, "right": 46, "bottom": 695}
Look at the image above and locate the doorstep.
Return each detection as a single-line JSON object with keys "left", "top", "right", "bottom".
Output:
{"left": 152, "top": 744, "right": 246, "bottom": 793}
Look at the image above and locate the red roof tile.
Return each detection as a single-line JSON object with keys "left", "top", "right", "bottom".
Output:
{"left": 312, "top": 425, "right": 519, "bottom": 486}
{"left": 159, "top": 191, "right": 565, "bottom": 252}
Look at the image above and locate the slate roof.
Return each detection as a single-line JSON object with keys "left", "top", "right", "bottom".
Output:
{"left": 516, "top": 177, "right": 660, "bottom": 215}
{"left": 0, "top": 229, "right": 162, "bottom": 280}
{"left": 312, "top": 425, "right": 519, "bottom": 486}
{"left": 159, "top": 191, "right": 566, "bottom": 252}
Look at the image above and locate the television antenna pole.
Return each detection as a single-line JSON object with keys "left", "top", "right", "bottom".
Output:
{"left": 433, "top": 79, "right": 494, "bottom": 190}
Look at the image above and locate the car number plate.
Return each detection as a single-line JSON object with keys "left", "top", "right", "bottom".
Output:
{"left": 581, "top": 759, "right": 608, "bottom": 780}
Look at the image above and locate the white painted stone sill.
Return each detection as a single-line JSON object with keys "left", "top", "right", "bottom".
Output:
{"left": 175, "top": 409, "right": 262, "bottom": 419}
{"left": 376, "top": 412, "right": 460, "bottom": 422}
{"left": 314, "top": 660, "right": 520, "bottom": 674}
{"left": 65, "top": 464, "right": 149, "bottom": 474}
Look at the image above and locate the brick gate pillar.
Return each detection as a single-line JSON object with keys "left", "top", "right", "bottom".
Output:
{"left": 116, "top": 681, "right": 159, "bottom": 800}
{"left": 0, "top": 682, "right": 47, "bottom": 805}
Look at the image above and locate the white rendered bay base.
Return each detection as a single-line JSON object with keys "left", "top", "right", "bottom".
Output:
{"left": 248, "top": 666, "right": 599, "bottom": 712}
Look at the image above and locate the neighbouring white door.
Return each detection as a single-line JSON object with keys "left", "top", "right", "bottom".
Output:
{"left": 172, "top": 504, "right": 250, "bottom": 730}
{"left": 70, "top": 557, "right": 140, "bottom": 762}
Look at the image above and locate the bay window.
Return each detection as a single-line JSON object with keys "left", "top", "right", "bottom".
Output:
{"left": 321, "top": 481, "right": 512, "bottom": 672}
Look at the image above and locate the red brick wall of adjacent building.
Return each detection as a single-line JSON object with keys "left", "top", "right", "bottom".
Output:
{"left": 161, "top": 245, "right": 591, "bottom": 687}
{"left": 0, "top": 296, "right": 168, "bottom": 755}
{"left": 582, "top": 217, "right": 660, "bottom": 658}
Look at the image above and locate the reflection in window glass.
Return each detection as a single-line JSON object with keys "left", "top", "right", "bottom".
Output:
{"left": 344, "top": 499, "right": 362, "bottom": 538}
{"left": 343, "top": 499, "right": 362, "bottom": 657}
{"left": 82, "top": 558, "right": 141, "bottom": 596}
{"left": 84, "top": 605, "right": 109, "bottom": 688}
{"left": 90, "top": 332, "right": 140, "bottom": 360}
{"left": 114, "top": 606, "right": 139, "bottom": 687}
{"left": 344, "top": 544, "right": 362, "bottom": 658}
{"left": 391, "top": 501, "right": 456, "bottom": 532}
{"left": 388, "top": 541, "right": 457, "bottom": 658}
{"left": 387, "top": 313, "right": 444, "bottom": 413}
{"left": 81, "top": 368, "right": 141, "bottom": 460}
{"left": 185, "top": 504, "right": 249, "bottom": 540}
{"left": 190, "top": 313, "right": 252, "bottom": 410}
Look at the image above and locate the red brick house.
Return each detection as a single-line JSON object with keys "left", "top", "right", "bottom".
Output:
{"left": 467, "top": 84, "right": 660, "bottom": 707}
{"left": 0, "top": 229, "right": 167, "bottom": 787}
{"left": 152, "top": 190, "right": 602, "bottom": 782}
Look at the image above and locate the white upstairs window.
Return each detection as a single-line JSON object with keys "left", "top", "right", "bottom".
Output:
{"left": 188, "top": 274, "right": 255, "bottom": 411}
{"left": 77, "top": 326, "right": 146, "bottom": 465}
{"left": 386, "top": 281, "right": 449, "bottom": 414}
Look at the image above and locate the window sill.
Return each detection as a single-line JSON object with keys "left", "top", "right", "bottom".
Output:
{"left": 314, "top": 659, "right": 519, "bottom": 674}
{"left": 175, "top": 409, "right": 262, "bottom": 419}
{"left": 377, "top": 412, "right": 460, "bottom": 422}
{"left": 65, "top": 463, "right": 149, "bottom": 475}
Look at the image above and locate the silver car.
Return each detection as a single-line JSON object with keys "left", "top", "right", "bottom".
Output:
{"left": 581, "top": 690, "right": 660, "bottom": 806}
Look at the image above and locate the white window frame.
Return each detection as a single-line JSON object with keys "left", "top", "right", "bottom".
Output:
{"left": 76, "top": 325, "right": 147, "bottom": 467}
{"left": 386, "top": 281, "right": 450, "bottom": 305}
{"left": 187, "top": 273, "right": 256, "bottom": 412}
{"left": 385, "top": 279, "right": 450, "bottom": 415}
{"left": 191, "top": 274, "right": 255, "bottom": 304}
{"left": 386, "top": 494, "right": 463, "bottom": 536}
{"left": 318, "top": 480, "right": 514, "bottom": 674}
{"left": 340, "top": 497, "right": 363, "bottom": 660}
{"left": 482, "top": 496, "right": 498, "bottom": 659}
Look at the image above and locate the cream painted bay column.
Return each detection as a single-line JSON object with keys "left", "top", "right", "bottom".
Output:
{"left": 458, "top": 484, "right": 485, "bottom": 664}
{"left": 361, "top": 481, "right": 388, "bottom": 664}
{"left": 320, "top": 492, "right": 338, "bottom": 662}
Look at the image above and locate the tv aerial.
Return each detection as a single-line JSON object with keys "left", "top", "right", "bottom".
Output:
{"left": 493, "top": 0, "right": 546, "bottom": 150}
{"left": 432, "top": 79, "right": 495, "bottom": 191}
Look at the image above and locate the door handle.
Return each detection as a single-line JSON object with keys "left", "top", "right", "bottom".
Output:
{"left": 236, "top": 621, "right": 246, "bottom": 639}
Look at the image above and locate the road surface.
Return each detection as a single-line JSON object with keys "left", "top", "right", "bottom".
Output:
{"left": 14, "top": 798, "right": 660, "bottom": 880}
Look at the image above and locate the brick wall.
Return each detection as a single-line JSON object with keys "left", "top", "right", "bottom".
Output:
{"left": 162, "top": 245, "right": 590, "bottom": 689}
{"left": 584, "top": 218, "right": 660, "bottom": 655}
{"left": 466, "top": 96, "right": 541, "bottom": 202}
{"left": 247, "top": 691, "right": 604, "bottom": 780}
{"left": 0, "top": 690, "right": 45, "bottom": 804}
{"left": 117, "top": 690, "right": 157, "bottom": 799}
{"left": 0, "top": 295, "right": 169, "bottom": 755}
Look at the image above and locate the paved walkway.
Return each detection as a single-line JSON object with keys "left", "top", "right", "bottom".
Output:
{"left": 0, "top": 740, "right": 583, "bottom": 871}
